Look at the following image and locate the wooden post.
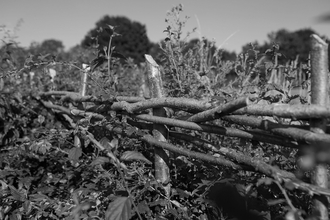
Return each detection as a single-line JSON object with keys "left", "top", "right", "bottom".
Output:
{"left": 145, "top": 54, "right": 171, "bottom": 197}
{"left": 80, "top": 64, "right": 89, "bottom": 102}
{"left": 310, "top": 34, "right": 329, "bottom": 220}
{"left": 74, "top": 64, "right": 89, "bottom": 149}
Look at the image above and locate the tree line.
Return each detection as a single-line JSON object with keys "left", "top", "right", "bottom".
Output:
{"left": 1, "top": 15, "right": 329, "bottom": 70}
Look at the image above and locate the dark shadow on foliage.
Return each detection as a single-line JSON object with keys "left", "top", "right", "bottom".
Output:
{"left": 206, "top": 181, "right": 269, "bottom": 220}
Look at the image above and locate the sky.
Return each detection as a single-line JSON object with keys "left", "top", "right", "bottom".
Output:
{"left": 1, "top": 0, "right": 330, "bottom": 53}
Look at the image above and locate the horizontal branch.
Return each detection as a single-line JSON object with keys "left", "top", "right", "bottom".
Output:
{"left": 187, "top": 96, "right": 254, "bottom": 122}
{"left": 39, "top": 91, "right": 146, "bottom": 103}
{"left": 40, "top": 91, "right": 214, "bottom": 114}
{"left": 42, "top": 101, "right": 107, "bottom": 121}
{"left": 232, "top": 104, "right": 330, "bottom": 119}
{"left": 41, "top": 101, "right": 72, "bottom": 115}
{"left": 110, "top": 97, "right": 212, "bottom": 113}
{"left": 169, "top": 131, "right": 294, "bottom": 179}
{"left": 131, "top": 114, "right": 298, "bottom": 148}
{"left": 41, "top": 100, "right": 297, "bottom": 148}
{"left": 142, "top": 134, "right": 245, "bottom": 170}
{"left": 40, "top": 92, "right": 330, "bottom": 196}
{"left": 168, "top": 131, "right": 330, "bottom": 197}
{"left": 223, "top": 115, "right": 330, "bottom": 147}
{"left": 106, "top": 125, "right": 330, "bottom": 197}
{"left": 41, "top": 101, "right": 126, "bottom": 169}
{"left": 70, "top": 109, "right": 106, "bottom": 120}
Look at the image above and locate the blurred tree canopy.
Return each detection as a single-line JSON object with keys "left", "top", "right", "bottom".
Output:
{"left": 63, "top": 45, "right": 94, "bottom": 64}
{"left": 241, "top": 28, "right": 329, "bottom": 65}
{"left": 0, "top": 42, "right": 27, "bottom": 69}
{"left": 148, "top": 38, "right": 237, "bottom": 65}
{"left": 81, "top": 15, "right": 152, "bottom": 63}
{"left": 27, "top": 39, "right": 65, "bottom": 61}
{"left": 40, "top": 39, "right": 64, "bottom": 55}
{"left": 183, "top": 38, "right": 236, "bottom": 61}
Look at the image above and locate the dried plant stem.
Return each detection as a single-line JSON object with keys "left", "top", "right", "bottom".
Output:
{"left": 274, "top": 181, "right": 296, "bottom": 211}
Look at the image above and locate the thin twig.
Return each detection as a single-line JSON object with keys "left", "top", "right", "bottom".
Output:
{"left": 274, "top": 180, "right": 297, "bottom": 211}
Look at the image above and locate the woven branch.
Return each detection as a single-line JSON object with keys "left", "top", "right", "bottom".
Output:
{"left": 223, "top": 115, "right": 330, "bottom": 146}
{"left": 132, "top": 114, "right": 298, "bottom": 148}
{"left": 187, "top": 96, "right": 254, "bottom": 122}
{"left": 232, "top": 104, "right": 330, "bottom": 119}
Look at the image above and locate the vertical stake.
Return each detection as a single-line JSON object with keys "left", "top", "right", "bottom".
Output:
{"left": 310, "top": 34, "right": 329, "bottom": 220}
{"left": 145, "top": 54, "right": 171, "bottom": 197}
{"left": 74, "top": 64, "right": 89, "bottom": 149}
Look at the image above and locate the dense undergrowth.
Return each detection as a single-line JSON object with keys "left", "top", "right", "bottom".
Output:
{"left": 0, "top": 4, "right": 325, "bottom": 220}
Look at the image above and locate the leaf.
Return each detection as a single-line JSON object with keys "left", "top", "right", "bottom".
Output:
{"left": 137, "top": 200, "right": 151, "bottom": 215}
{"left": 29, "top": 193, "right": 50, "bottom": 202}
{"left": 0, "top": 78, "right": 4, "bottom": 91}
{"left": 97, "top": 27, "right": 103, "bottom": 33}
{"left": 91, "top": 157, "right": 110, "bottom": 166}
{"left": 105, "top": 24, "right": 115, "bottom": 36}
{"left": 5, "top": 42, "right": 14, "bottom": 47}
{"left": 105, "top": 197, "right": 132, "bottom": 220}
{"left": 9, "top": 213, "right": 19, "bottom": 220}
{"left": 23, "top": 200, "right": 32, "bottom": 214}
{"left": 120, "top": 151, "right": 152, "bottom": 164}
{"left": 110, "top": 138, "right": 119, "bottom": 149}
{"left": 19, "top": 177, "right": 34, "bottom": 189}
{"left": 148, "top": 199, "right": 168, "bottom": 207}
{"left": 126, "top": 127, "right": 137, "bottom": 136}
{"left": 0, "top": 180, "right": 8, "bottom": 190}
{"left": 68, "top": 147, "right": 82, "bottom": 162}
{"left": 285, "top": 210, "right": 301, "bottom": 220}
{"left": 99, "top": 137, "right": 112, "bottom": 150}
{"left": 9, "top": 185, "right": 25, "bottom": 201}
{"left": 30, "top": 140, "right": 52, "bottom": 154}
{"left": 37, "top": 115, "right": 45, "bottom": 124}
{"left": 90, "top": 56, "right": 107, "bottom": 72}
{"left": 112, "top": 52, "right": 127, "bottom": 60}
{"left": 175, "top": 188, "right": 190, "bottom": 198}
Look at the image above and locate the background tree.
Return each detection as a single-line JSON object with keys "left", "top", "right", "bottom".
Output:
{"left": 27, "top": 39, "right": 65, "bottom": 61}
{"left": 241, "top": 28, "right": 329, "bottom": 66}
{"left": 0, "top": 43, "right": 27, "bottom": 69}
{"left": 40, "top": 39, "right": 64, "bottom": 55}
{"left": 63, "top": 45, "right": 94, "bottom": 64}
{"left": 81, "top": 15, "right": 152, "bottom": 63}
{"left": 183, "top": 38, "right": 236, "bottom": 61}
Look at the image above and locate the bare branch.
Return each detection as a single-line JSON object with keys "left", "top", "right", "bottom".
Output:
{"left": 132, "top": 114, "right": 298, "bottom": 148}
{"left": 223, "top": 115, "right": 330, "bottom": 146}
{"left": 111, "top": 97, "right": 212, "bottom": 113}
{"left": 187, "top": 96, "right": 254, "bottom": 122}
{"left": 232, "top": 104, "right": 330, "bottom": 119}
